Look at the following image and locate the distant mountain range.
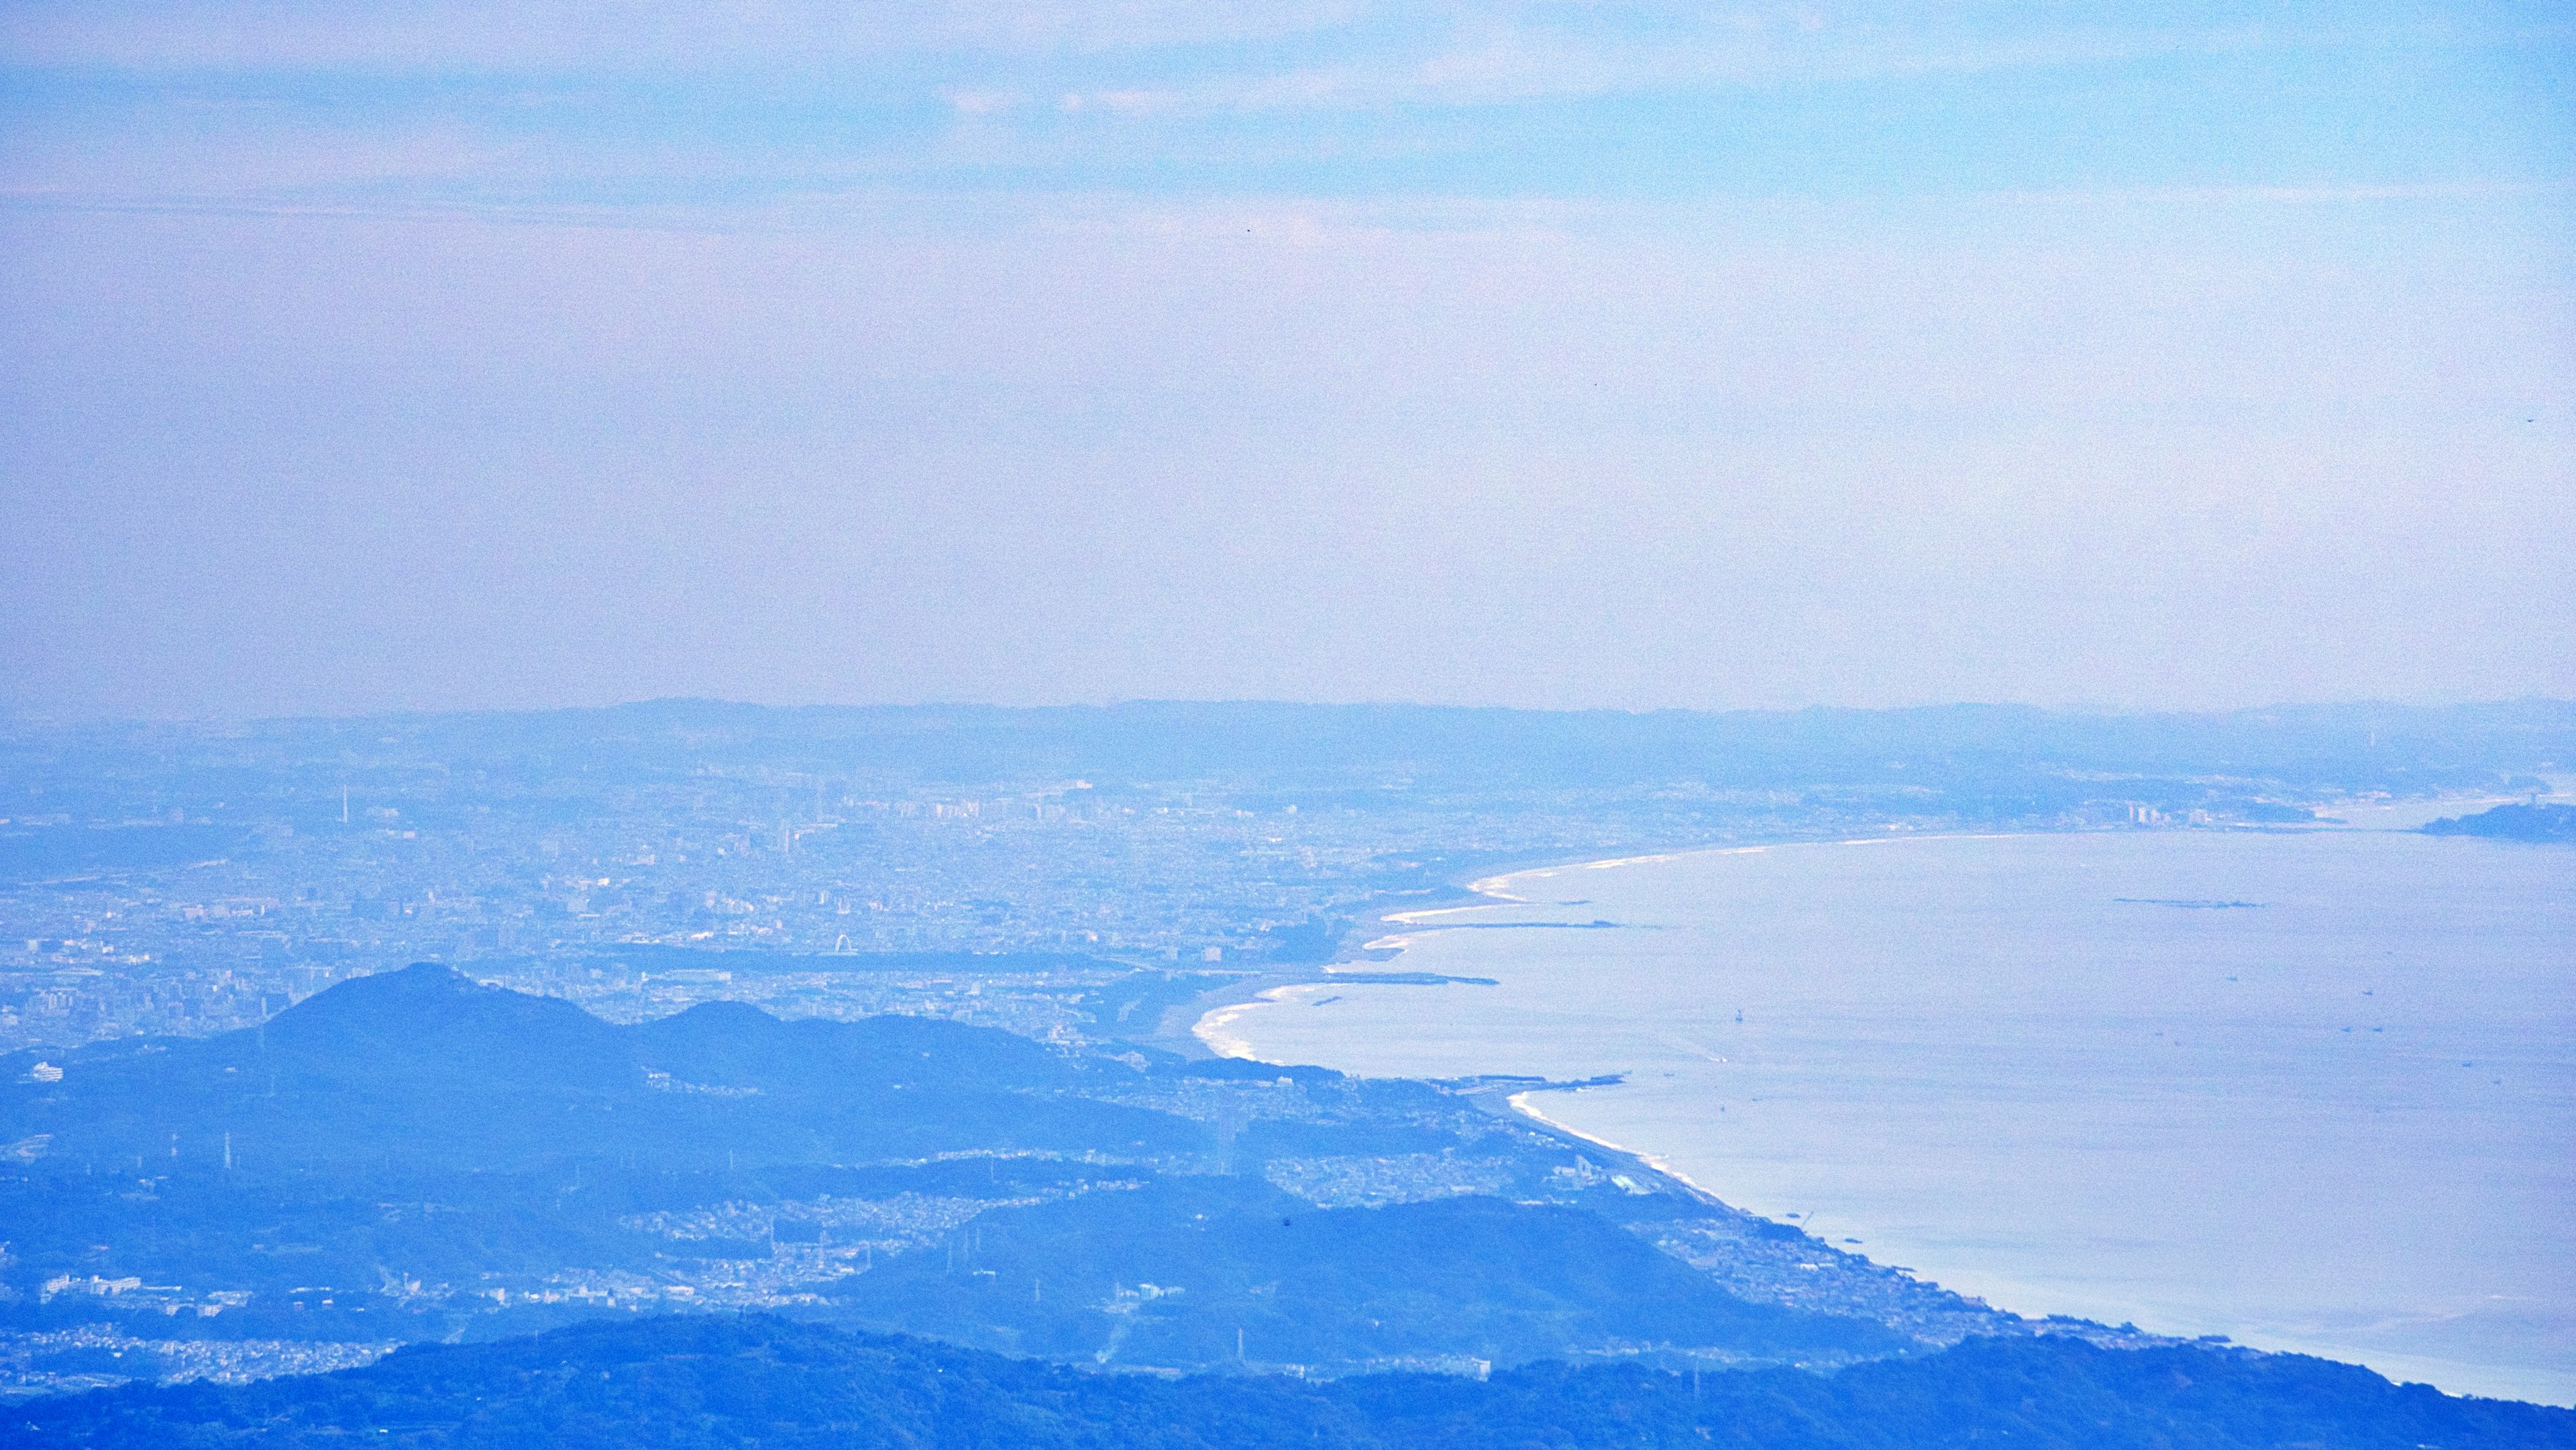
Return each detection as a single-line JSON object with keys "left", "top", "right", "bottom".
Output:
{"left": 11, "top": 697, "right": 2569, "bottom": 807}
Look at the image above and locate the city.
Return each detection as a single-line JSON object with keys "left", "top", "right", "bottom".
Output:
{"left": 4, "top": 703, "right": 2475, "bottom": 1058}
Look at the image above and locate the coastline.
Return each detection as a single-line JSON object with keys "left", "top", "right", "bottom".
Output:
{"left": 1171, "top": 841, "right": 1794, "bottom": 1189}
{"left": 1170, "top": 819, "right": 2406, "bottom": 1068}
{"left": 1177, "top": 819, "right": 2576, "bottom": 1406}
{"left": 1501, "top": 1088, "right": 1727, "bottom": 1203}
{"left": 1140, "top": 844, "right": 1628, "bottom": 1061}
{"left": 1182, "top": 841, "right": 1783, "bottom": 1205}
{"left": 1173, "top": 834, "right": 2040, "bottom": 1068}
{"left": 1168, "top": 796, "right": 2551, "bottom": 1165}
{"left": 1189, "top": 984, "right": 1304, "bottom": 1060}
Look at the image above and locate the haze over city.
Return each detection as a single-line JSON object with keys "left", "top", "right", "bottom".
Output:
{"left": 3, "top": 5, "right": 2573, "bottom": 1446}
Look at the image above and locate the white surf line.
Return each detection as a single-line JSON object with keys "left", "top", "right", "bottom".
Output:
{"left": 1505, "top": 1090, "right": 1724, "bottom": 1200}
{"left": 1380, "top": 904, "right": 1509, "bottom": 924}
{"left": 1581, "top": 853, "right": 1680, "bottom": 870}
{"left": 1833, "top": 831, "right": 2027, "bottom": 847}
{"left": 1481, "top": 823, "right": 2349, "bottom": 912}
{"left": 1191, "top": 985, "right": 1311, "bottom": 1059}
{"left": 1473, "top": 845, "right": 1766, "bottom": 901}
{"left": 1505, "top": 1090, "right": 1633, "bottom": 1153}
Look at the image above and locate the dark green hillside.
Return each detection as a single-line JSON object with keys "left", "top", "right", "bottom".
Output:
{"left": 0, "top": 966, "right": 1904, "bottom": 1372}
{"left": 0, "top": 964, "right": 1204, "bottom": 1174}
{"left": 833, "top": 1182, "right": 1897, "bottom": 1367}
{"left": 15, "top": 1313, "right": 2569, "bottom": 1449}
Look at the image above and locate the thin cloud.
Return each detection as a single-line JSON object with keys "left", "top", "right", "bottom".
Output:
{"left": 964, "top": 9, "right": 2559, "bottom": 121}
{"left": 0, "top": 0, "right": 1368, "bottom": 69}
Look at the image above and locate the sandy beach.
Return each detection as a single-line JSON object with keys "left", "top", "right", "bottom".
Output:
{"left": 1190, "top": 823, "right": 2576, "bottom": 1404}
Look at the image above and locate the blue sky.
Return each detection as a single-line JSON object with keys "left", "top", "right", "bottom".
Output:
{"left": 5, "top": 3, "right": 2567, "bottom": 206}
{"left": 2, "top": 3, "right": 2570, "bottom": 714}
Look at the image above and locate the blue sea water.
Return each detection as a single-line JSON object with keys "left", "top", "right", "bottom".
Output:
{"left": 1205, "top": 827, "right": 2576, "bottom": 1404}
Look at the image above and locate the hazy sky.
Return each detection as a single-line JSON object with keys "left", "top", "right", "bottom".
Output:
{"left": 3, "top": 2, "right": 2569, "bottom": 716}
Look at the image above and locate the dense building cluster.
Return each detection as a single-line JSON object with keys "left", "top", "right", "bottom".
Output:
{"left": 5, "top": 703, "right": 2548, "bottom": 1405}
{"left": 0, "top": 727, "right": 1956, "bottom": 1055}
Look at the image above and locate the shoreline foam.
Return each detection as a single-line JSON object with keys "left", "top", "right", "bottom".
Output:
{"left": 1191, "top": 984, "right": 1316, "bottom": 1059}
{"left": 1197, "top": 825, "right": 2576, "bottom": 1406}
{"left": 1504, "top": 1089, "right": 1725, "bottom": 1200}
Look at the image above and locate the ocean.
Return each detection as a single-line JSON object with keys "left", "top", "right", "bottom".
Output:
{"left": 1203, "top": 826, "right": 2576, "bottom": 1404}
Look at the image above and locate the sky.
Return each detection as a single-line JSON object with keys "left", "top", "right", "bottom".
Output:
{"left": 2, "top": 1, "right": 2570, "bottom": 717}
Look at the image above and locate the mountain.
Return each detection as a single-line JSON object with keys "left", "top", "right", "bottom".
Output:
{"left": 0, "top": 967, "right": 1907, "bottom": 1373}
{"left": 830, "top": 1182, "right": 1879, "bottom": 1367}
{"left": 15, "top": 1312, "right": 2570, "bottom": 1449}
{"left": 2422, "top": 802, "right": 2576, "bottom": 843}
{"left": 2, "top": 964, "right": 1200, "bottom": 1174}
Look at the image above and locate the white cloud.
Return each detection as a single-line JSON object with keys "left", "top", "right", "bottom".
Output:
{"left": 0, "top": 0, "right": 1369, "bottom": 69}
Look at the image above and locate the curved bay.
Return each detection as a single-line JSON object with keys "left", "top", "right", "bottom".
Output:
{"left": 1211, "top": 829, "right": 2576, "bottom": 1405}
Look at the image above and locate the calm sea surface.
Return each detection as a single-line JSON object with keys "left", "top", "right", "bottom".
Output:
{"left": 1203, "top": 828, "right": 2575, "bottom": 1404}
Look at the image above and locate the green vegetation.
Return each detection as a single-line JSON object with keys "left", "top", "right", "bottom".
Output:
{"left": 16, "top": 1312, "right": 2569, "bottom": 1449}
{"left": 0, "top": 966, "right": 1904, "bottom": 1370}
{"left": 12, "top": 960, "right": 2566, "bottom": 1439}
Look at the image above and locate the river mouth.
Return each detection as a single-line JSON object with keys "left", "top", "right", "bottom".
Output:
{"left": 1203, "top": 828, "right": 2576, "bottom": 1406}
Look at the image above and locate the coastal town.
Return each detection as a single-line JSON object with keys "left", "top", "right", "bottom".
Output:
{"left": 3, "top": 705, "right": 2553, "bottom": 1399}
{"left": 0, "top": 707, "right": 2410, "bottom": 1059}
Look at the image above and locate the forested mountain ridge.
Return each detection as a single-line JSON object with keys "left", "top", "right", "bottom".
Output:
{"left": 4, "top": 962, "right": 1190, "bottom": 1173}
{"left": 17, "top": 1312, "right": 2569, "bottom": 1449}
{"left": 1, "top": 965, "right": 1915, "bottom": 1374}
{"left": 13, "top": 962, "right": 2565, "bottom": 1435}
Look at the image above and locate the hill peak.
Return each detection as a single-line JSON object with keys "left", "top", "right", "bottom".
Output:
{"left": 262, "top": 961, "right": 624, "bottom": 1072}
